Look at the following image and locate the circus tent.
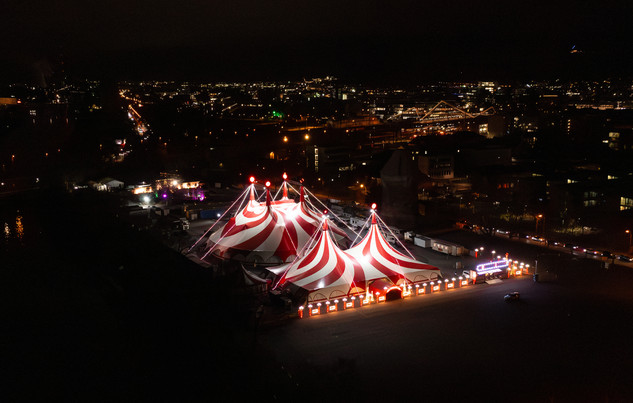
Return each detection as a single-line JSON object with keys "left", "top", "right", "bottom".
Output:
{"left": 346, "top": 210, "right": 441, "bottom": 286}
{"left": 270, "top": 210, "right": 441, "bottom": 303}
{"left": 270, "top": 219, "right": 365, "bottom": 302}
{"left": 199, "top": 178, "right": 348, "bottom": 265}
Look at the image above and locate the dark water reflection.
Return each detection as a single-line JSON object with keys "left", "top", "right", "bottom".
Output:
{"left": 1, "top": 202, "right": 35, "bottom": 253}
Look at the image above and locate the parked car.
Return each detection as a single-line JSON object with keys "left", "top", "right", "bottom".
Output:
{"left": 616, "top": 255, "right": 633, "bottom": 262}
{"left": 504, "top": 292, "right": 520, "bottom": 302}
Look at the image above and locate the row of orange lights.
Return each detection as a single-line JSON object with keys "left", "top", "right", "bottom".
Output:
{"left": 298, "top": 277, "right": 470, "bottom": 318}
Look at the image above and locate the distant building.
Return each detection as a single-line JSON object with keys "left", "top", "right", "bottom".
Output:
{"left": 380, "top": 149, "right": 420, "bottom": 228}
{"left": 93, "top": 178, "right": 124, "bottom": 191}
{"left": 417, "top": 154, "right": 454, "bottom": 180}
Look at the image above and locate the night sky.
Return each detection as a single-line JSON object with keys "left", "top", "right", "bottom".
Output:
{"left": 2, "top": 0, "right": 632, "bottom": 84}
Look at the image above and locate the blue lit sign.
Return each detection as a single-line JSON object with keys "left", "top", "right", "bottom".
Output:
{"left": 475, "top": 260, "right": 509, "bottom": 274}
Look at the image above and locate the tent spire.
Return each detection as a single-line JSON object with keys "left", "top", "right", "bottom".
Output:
{"left": 248, "top": 176, "right": 256, "bottom": 202}
{"left": 371, "top": 203, "right": 377, "bottom": 225}
{"left": 265, "top": 181, "right": 271, "bottom": 207}
{"left": 322, "top": 216, "right": 329, "bottom": 231}
{"left": 282, "top": 173, "right": 288, "bottom": 200}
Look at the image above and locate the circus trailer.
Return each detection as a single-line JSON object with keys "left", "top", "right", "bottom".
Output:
{"left": 431, "top": 239, "right": 464, "bottom": 256}
{"left": 414, "top": 235, "right": 432, "bottom": 248}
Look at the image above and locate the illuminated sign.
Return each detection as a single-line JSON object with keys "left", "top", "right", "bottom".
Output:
{"left": 345, "top": 302, "right": 354, "bottom": 309}
{"left": 417, "top": 288, "right": 426, "bottom": 295}
{"left": 432, "top": 285, "right": 440, "bottom": 292}
{"left": 460, "top": 280, "right": 468, "bottom": 286}
{"left": 328, "top": 305, "right": 337, "bottom": 312}
{"left": 311, "top": 309, "right": 320, "bottom": 316}
{"left": 378, "top": 296, "right": 386, "bottom": 302}
{"left": 475, "top": 260, "right": 509, "bottom": 274}
{"left": 447, "top": 282, "right": 455, "bottom": 289}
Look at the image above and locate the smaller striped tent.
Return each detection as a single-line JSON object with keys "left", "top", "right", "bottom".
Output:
{"left": 272, "top": 219, "right": 364, "bottom": 302}
{"left": 346, "top": 211, "right": 441, "bottom": 286}
{"left": 270, "top": 212, "right": 441, "bottom": 303}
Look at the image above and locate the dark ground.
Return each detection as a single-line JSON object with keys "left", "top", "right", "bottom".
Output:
{"left": 3, "top": 189, "right": 633, "bottom": 402}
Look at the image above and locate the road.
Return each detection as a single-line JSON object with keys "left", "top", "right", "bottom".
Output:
{"left": 431, "top": 229, "right": 633, "bottom": 270}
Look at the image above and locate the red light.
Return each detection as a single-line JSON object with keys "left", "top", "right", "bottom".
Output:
{"left": 282, "top": 172, "right": 288, "bottom": 180}
{"left": 323, "top": 209, "right": 328, "bottom": 215}
{"left": 249, "top": 176, "right": 255, "bottom": 183}
{"left": 371, "top": 203, "right": 377, "bottom": 210}
{"left": 265, "top": 181, "right": 271, "bottom": 187}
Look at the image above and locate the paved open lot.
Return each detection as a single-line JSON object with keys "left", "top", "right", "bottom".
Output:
{"left": 258, "top": 262, "right": 633, "bottom": 402}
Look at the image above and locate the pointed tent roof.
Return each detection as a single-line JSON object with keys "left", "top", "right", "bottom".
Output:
{"left": 346, "top": 211, "right": 441, "bottom": 284}
{"left": 274, "top": 219, "right": 363, "bottom": 301}
{"left": 208, "top": 187, "right": 297, "bottom": 262}
{"left": 271, "top": 180, "right": 295, "bottom": 209}
{"left": 206, "top": 182, "right": 348, "bottom": 265}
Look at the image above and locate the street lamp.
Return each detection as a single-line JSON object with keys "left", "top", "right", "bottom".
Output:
{"left": 535, "top": 214, "right": 544, "bottom": 236}
{"left": 626, "top": 230, "right": 632, "bottom": 252}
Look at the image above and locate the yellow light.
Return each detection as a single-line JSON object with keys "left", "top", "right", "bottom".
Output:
{"left": 304, "top": 134, "right": 310, "bottom": 140}
{"left": 283, "top": 136, "right": 288, "bottom": 142}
